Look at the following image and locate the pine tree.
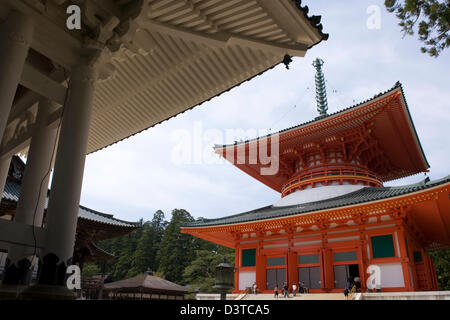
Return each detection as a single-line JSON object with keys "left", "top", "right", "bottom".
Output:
{"left": 128, "top": 211, "right": 168, "bottom": 276}
{"left": 385, "top": 0, "right": 450, "bottom": 57}
{"left": 157, "top": 209, "right": 195, "bottom": 284}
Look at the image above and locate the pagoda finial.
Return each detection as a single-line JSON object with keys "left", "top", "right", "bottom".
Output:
{"left": 312, "top": 58, "right": 328, "bottom": 117}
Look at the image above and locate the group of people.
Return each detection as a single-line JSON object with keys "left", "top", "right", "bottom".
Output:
{"left": 273, "top": 281, "right": 309, "bottom": 298}
{"left": 343, "top": 277, "right": 361, "bottom": 298}
{"left": 251, "top": 277, "right": 361, "bottom": 298}
{"left": 251, "top": 281, "right": 309, "bottom": 298}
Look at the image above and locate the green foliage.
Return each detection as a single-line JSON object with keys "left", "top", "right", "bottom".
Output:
{"left": 182, "top": 247, "right": 235, "bottom": 294}
{"left": 385, "top": 0, "right": 450, "bottom": 57}
{"left": 93, "top": 209, "right": 234, "bottom": 295}
{"left": 428, "top": 248, "right": 450, "bottom": 290}
{"left": 128, "top": 210, "right": 167, "bottom": 277}
{"left": 157, "top": 209, "right": 196, "bottom": 284}
{"left": 82, "top": 263, "right": 100, "bottom": 278}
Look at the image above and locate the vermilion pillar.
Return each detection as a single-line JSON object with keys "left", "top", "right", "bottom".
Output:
{"left": 255, "top": 247, "right": 266, "bottom": 292}
{"left": 288, "top": 251, "right": 297, "bottom": 291}
{"left": 234, "top": 246, "right": 239, "bottom": 292}
{"left": 359, "top": 230, "right": 369, "bottom": 291}
{"left": 397, "top": 227, "right": 413, "bottom": 291}
{"left": 322, "top": 248, "right": 334, "bottom": 291}
{"left": 427, "top": 255, "right": 439, "bottom": 290}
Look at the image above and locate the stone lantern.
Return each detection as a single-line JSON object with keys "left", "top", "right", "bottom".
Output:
{"left": 213, "top": 257, "right": 234, "bottom": 300}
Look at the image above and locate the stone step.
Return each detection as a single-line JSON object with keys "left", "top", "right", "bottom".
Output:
{"left": 242, "top": 293, "right": 346, "bottom": 300}
{"left": 358, "top": 291, "right": 450, "bottom": 300}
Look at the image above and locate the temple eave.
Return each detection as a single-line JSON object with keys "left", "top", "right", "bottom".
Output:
{"left": 182, "top": 178, "right": 450, "bottom": 250}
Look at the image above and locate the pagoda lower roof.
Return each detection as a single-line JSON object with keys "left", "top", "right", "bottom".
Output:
{"left": 182, "top": 175, "right": 450, "bottom": 229}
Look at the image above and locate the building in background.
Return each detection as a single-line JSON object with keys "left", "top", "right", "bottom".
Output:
{"left": 181, "top": 60, "right": 450, "bottom": 293}
{"left": 103, "top": 270, "right": 188, "bottom": 300}
{"left": 0, "top": 156, "right": 139, "bottom": 288}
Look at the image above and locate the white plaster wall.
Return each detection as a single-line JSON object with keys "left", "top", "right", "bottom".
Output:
{"left": 239, "top": 271, "right": 256, "bottom": 290}
{"left": 380, "top": 263, "right": 405, "bottom": 288}
{"left": 274, "top": 184, "right": 365, "bottom": 207}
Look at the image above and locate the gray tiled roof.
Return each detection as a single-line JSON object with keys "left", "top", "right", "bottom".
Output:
{"left": 103, "top": 272, "right": 188, "bottom": 293}
{"left": 2, "top": 178, "right": 21, "bottom": 202}
{"left": 2, "top": 178, "right": 137, "bottom": 228}
{"left": 78, "top": 205, "right": 138, "bottom": 228}
{"left": 183, "top": 175, "right": 450, "bottom": 228}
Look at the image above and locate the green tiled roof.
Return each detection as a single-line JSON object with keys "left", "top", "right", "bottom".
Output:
{"left": 183, "top": 175, "right": 450, "bottom": 228}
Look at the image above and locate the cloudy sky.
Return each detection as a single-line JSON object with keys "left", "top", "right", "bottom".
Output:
{"left": 79, "top": 0, "right": 450, "bottom": 223}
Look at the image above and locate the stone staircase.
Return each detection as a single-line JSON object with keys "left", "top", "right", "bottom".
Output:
{"left": 356, "top": 291, "right": 450, "bottom": 300}
{"left": 242, "top": 293, "right": 346, "bottom": 300}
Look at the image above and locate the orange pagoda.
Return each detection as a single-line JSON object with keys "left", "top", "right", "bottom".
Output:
{"left": 181, "top": 59, "right": 450, "bottom": 293}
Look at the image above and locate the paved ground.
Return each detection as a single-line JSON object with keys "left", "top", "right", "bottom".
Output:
{"left": 242, "top": 293, "right": 347, "bottom": 300}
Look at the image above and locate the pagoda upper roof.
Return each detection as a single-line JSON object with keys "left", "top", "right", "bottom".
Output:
{"left": 214, "top": 82, "right": 430, "bottom": 191}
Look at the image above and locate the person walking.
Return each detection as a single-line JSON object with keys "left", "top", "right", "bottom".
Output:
{"left": 292, "top": 283, "right": 297, "bottom": 297}
{"left": 274, "top": 285, "right": 279, "bottom": 299}
{"left": 252, "top": 282, "right": 258, "bottom": 295}
{"left": 283, "top": 282, "right": 289, "bottom": 298}
{"left": 344, "top": 277, "right": 354, "bottom": 299}
{"left": 354, "top": 277, "right": 361, "bottom": 292}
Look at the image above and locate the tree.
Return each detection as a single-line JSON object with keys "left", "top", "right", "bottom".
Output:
{"left": 429, "top": 248, "right": 450, "bottom": 290}
{"left": 182, "top": 246, "right": 235, "bottom": 294}
{"left": 384, "top": 0, "right": 450, "bottom": 57}
{"left": 157, "top": 209, "right": 196, "bottom": 284}
{"left": 82, "top": 263, "right": 101, "bottom": 278}
{"left": 112, "top": 233, "right": 137, "bottom": 280}
{"left": 128, "top": 210, "right": 168, "bottom": 277}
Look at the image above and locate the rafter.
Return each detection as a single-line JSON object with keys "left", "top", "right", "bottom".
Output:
{"left": 143, "top": 19, "right": 308, "bottom": 56}
{"left": 7, "top": 68, "right": 66, "bottom": 126}
{"left": 20, "top": 63, "right": 67, "bottom": 106}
